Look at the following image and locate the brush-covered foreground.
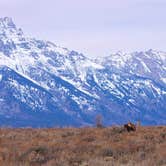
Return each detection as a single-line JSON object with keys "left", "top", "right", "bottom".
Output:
{"left": 0, "top": 126, "right": 165, "bottom": 166}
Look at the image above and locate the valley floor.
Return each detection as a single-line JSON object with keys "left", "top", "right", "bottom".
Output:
{"left": 0, "top": 126, "right": 165, "bottom": 166}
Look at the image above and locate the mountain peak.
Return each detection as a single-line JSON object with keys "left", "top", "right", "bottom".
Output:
{"left": 0, "top": 17, "right": 16, "bottom": 29}
{"left": 0, "top": 17, "right": 165, "bottom": 127}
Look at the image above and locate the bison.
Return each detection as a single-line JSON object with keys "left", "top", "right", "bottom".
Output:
{"left": 124, "top": 122, "right": 136, "bottom": 132}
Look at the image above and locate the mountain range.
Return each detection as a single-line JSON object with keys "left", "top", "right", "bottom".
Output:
{"left": 0, "top": 17, "right": 165, "bottom": 127}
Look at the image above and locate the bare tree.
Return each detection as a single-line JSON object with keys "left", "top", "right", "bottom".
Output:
{"left": 95, "top": 114, "right": 103, "bottom": 128}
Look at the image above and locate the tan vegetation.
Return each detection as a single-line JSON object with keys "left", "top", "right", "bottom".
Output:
{"left": 0, "top": 126, "right": 165, "bottom": 166}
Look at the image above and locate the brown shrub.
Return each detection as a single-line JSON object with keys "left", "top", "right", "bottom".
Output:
{"left": 19, "top": 146, "right": 52, "bottom": 164}
{"left": 0, "top": 126, "right": 165, "bottom": 165}
{"left": 101, "top": 148, "right": 113, "bottom": 157}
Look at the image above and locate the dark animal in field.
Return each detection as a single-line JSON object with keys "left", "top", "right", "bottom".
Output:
{"left": 124, "top": 122, "right": 136, "bottom": 132}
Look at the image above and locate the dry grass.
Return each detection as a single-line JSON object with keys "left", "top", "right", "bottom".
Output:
{"left": 0, "top": 126, "right": 165, "bottom": 166}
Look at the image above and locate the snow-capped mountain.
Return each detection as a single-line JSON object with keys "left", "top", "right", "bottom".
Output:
{"left": 0, "top": 17, "right": 165, "bottom": 127}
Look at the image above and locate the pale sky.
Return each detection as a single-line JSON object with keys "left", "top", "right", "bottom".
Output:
{"left": 0, "top": 0, "right": 166, "bottom": 57}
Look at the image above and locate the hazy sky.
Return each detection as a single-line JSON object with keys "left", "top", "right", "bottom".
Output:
{"left": 0, "top": 0, "right": 166, "bottom": 57}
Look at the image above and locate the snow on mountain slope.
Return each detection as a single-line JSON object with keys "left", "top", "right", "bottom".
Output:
{"left": 97, "top": 50, "right": 166, "bottom": 86}
{"left": 0, "top": 17, "right": 166, "bottom": 127}
{"left": 0, "top": 17, "right": 103, "bottom": 97}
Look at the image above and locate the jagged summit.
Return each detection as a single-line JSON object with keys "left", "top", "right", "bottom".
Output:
{"left": 0, "top": 17, "right": 16, "bottom": 29}
{"left": 0, "top": 17, "right": 165, "bottom": 127}
{"left": 0, "top": 17, "right": 24, "bottom": 54}
{"left": 0, "top": 17, "right": 23, "bottom": 35}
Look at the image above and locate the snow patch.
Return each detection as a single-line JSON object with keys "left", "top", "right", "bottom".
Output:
{"left": 141, "top": 61, "right": 151, "bottom": 73}
{"left": 0, "top": 74, "right": 2, "bottom": 81}
{"left": 161, "top": 78, "right": 166, "bottom": 84}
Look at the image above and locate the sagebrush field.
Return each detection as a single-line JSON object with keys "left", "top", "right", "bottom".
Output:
{"left": 0, "top": 126, "right": 165, "bottom": 166}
